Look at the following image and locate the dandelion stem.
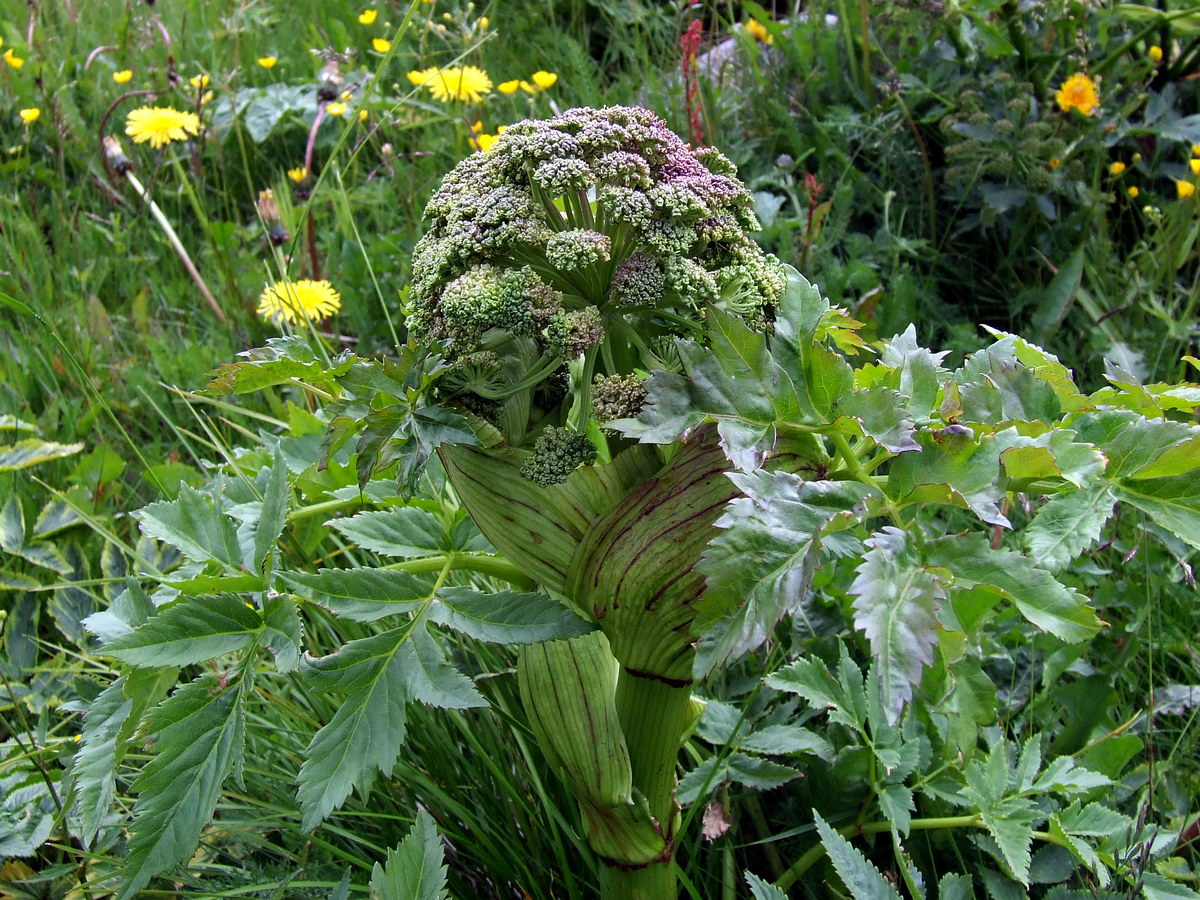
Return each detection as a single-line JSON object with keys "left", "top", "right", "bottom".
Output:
{"left": 124, "top": 171, "right": 228, "bottom": 325}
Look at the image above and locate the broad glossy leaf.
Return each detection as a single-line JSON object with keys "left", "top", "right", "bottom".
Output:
{"left": 926, "top": 536, "right": 1101, "bottom": 642}
{"left": 116, "top": 676, "right": 245, "bottom": 900}
{"left": 431, "top": 587, "right": 592, "bottom": 643}
{"left": 369, "top": 809, "right": 449, "bottom": 900}
{"left": 280, "top": 568, "right": 433, "bottom": 622}
{"left": 850, "top": 527, "right": 946, "bottom": 723}
{"left": 328, "top": 507, "right": 447, "bottom": 559}
{"left": 134, "top": 483, "right": 242, "bottom": 568}
{"left": 104, "top": 594, "right": 261, "bottom": 667}
{"left": 1024, "top": 485, "right": 1115, "bottom": 571}
{"left": 887, "top": 429, "right": 1014, "bottom": 527}
{"left": 833, "top": 386, "right": 919, "bottom": 453}
{"left": 695, "top": 472, "right": 873, "bottom": 675}
{"left": 770, "top": 267, "right": 828, "bottom": 375}
{"left": 878, "top": 326, "right": 950, "bottom": 422}
{"left": 1075, "top": 412, "right": 1197, "bottom": 478}
{"left": 999, "top": 431, "right": 1105, "bottom": 488}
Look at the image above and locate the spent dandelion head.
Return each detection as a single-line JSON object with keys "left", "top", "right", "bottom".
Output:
{"left": 257, "top": 279, "right": 341, "bottom": 325}
{"left": 113, "top": 69, "right": 133, "bottom": 84}
{"left": 1055, "top": 73, "right": 1099, "bottom": 116}
{"left": 124, "top": 106, "right": 202, "bottom": 149}
{"left": 103, "top": 135, "right": 133, "bottom": 174}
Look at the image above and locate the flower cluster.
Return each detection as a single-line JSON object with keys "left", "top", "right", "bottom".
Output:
{"left": 407, "top": 105, "right": 784, "bottom": 476}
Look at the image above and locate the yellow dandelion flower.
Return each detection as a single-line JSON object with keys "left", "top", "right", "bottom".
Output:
{"left": 189, "top": 73, "right": 210, "bottom": 90}
{"left": 1055, "top": 73, "right": 1099, "bottom": 116}
{"left": 1148, "top": 45, "right": 1163, "bottom": 63}
{"left": 407, "top": 66, "right": 439, "bottom": 86}
{"left": 498, "top": 79, "right": 520, "bottom": 94}
{"left": 746, "top": 18, "right": 773, "bottom": 45}
{"left": 427, "top": 66, "right": 492, "bottom": 103}
{"left": 1191, "top": 159, "right": 1200, "bottom": 175}
{"left": 476, "top": 132, "right": 499, "bottom": 152}
{"left": 1049, "top": 158, "right": 1062, "bottom": 170}
{"left": 19, "top": 107, "right": 40, "bottom": 125}
{"left": 372, "top": 38, "right": 391, "bottom": 53}
{"left": 287, "top": 166, "right": 308, "bottom": 183}
{"left": 531, "top": 70, "right": 558, "bottom": 89}
{"left": 1177, "top": 180, "right": 1196, "bottom": 199}
{"left": 1127, "top": 186, "right": 1139, "bottom": 198}
{"left": 257, "top": 279, "right": 341, "bottom": 325}
{"left": 3, "top": 48, "right": 25, "bottom": 69}
{"left": 113, "top": 69, "right": 133, "bottom": 84}
{"left": 326, "top": 102, "right": 346, "bottom": 117}
{"left": 257, "top": 57, "right": 278, "bottom": 69}
{"left": 1109, "top": 161, "right": 1126, "bottom": 176}
{"left": 358, "top": 9, "right": 378, "bottom": 25}
{"left": 124, "top": 106, "right": 202, "bottom": 149}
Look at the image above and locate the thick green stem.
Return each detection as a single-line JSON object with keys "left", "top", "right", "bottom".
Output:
{"left": 603, "top": 668, "right": 693, "bottom": 900}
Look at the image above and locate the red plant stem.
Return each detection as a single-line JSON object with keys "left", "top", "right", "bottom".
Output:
{"left": 680, "top": 18, "right": 704, "bottom": 147}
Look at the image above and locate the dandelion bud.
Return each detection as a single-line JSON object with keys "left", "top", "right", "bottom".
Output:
{"left": 317, "top": 59, "right": 344, "bottom": 102}
{"left": 256, "top": 189, "right": 290, "bottom": 246}
{"left": 103, "top": 135, "right": 133, "bottom": 175}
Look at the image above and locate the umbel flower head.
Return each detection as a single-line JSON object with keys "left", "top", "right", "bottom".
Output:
{"left": 1055, "top": 73, "right": 1099, "bottom": 116}
{"left": 125, "top": 106, "right": 201, "bottom": 149}
{"left": 409, "top": 105, "right": 784, "bottom": 467}
{"left": 256, "top": 279, "right": 341, "bottom": 325}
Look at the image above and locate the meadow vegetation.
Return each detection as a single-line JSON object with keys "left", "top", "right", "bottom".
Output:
{"left": 2, "top": 1, "right": 1200, "bottom": 898}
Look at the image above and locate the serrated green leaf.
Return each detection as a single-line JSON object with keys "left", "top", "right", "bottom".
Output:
{"left": 298, "top": 628, "right": 413, "bottom": 830}
{"left": 72, "top": 677, "right": 133, "bottom": 846}
{"left": 805, "top": 343, "right": 856, "bottom": 421}
{"left": 999, "top": 431, "right": 1106, "bottom": 487}
{"left": 0, "top": 497, "right": 23, "bottom": 553}
{"left": 104, "top": 594, "right": 261, "bottom": 667}
{"left": 398, "top": 625, "right": 486, "bottom": 709}
{"left": 369, "top": 809, "right": 449, "bottom": 900}
{"left": 1076, "top": 413, "right": 1196, "bottom": 479}
{"left": 961, "top": 745, "right": 1039, "bottom": 886}
{"left": 430, "top": 587, "right": 592, "bottom": 643}
{"left": 116, "top": 676, "right": 245, "bottom": 900}
{"left": 737, "top": 724, "right": 834, "bottom": 761}
{"left": 328, "top": 508, "right": 447, "bottom": 558}
{"left": 1025, "top": 485, "right": 1115, "bottom": 571}
{"left": 1113, "top": 471, "right": 1200, "bottom": 551}
{"left": 766, "top": 656, "right": 843, "bottom": 712}
{"left": 745, "top": 872, "right": 788, "bottom": 900}
{"left": 770, "top": 267, "right": 829, "bottom": 375}
{"left": 280, "top": 568, "right": 433, "bottom": 622}
{"left": 887, "top": 429, "right": 1013, "bottom": 526}
{"left": 850, "top": 527, "right": 946, "bottom": 723}
{"left": 134, "top": 483, "right": 242, "bottom": 568}
{"left": 695, "top": 472, "right": 872, "bottom": 675}
{"left": 834, "top": 385, "right": 920, "bottom": 452}
{"left": 937, "top": 873, "right": 976, "bottom": 900}
{"left": 813, "top": 810, "right": 904, "bottom": 900}
{"left": 0, "top": 438, "right": 85, "bottom": 471}
{"left": 1141, "top": 873, "right": 1200, "bottom": 900}
{"left": 33, "top": 499, "right": 84, "bottom": 538}
{"left": 204, "top": 338, "right": 355, "bottom": 395}
{"left": 926, "top": 535, "right": 1101, "bottom": 642}
{"left": 254, "top": 453, "right": 290, "bottom": 574}
{"left": 677, "top": 753, "right": 798, "bottom": 805}
{"left": 263, "top": 595, "right": 302, "bottom": 672}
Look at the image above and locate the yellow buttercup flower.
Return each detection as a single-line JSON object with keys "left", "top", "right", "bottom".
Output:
{"left": 1127, "top": 186, "right": 1139, "bottom": 198}
{"left": 746, "top": 18, "right": 773, "bottom": 45}
{"left": 519, "top": 80, "right": 536, "bottom": 94}
{"left": 1109, "top": 161, "right": 1126, "bottom": 176}
{"left": 257, "top": 279, "right": 341, "bottom": 325}
{"left": 19, "top": 107, "right": 40, "bottom": 125}
{"left": 340, "top": 90, "right": 353, "bottom": 102}
{"left": 1193, "top": 144, "right": 1200, "bottom": 157}
{"left": 1177, "top": 180, "right": 1196, "bottom": 199}
{"left": 531, "top": 71, "right": 558, "bottom": 89}
{"left": 358, "top": 9, "right": 378, "bottom": 25}
{"left": 113, "top": 69, "right": 133, "bottom": 84}
{"left": 200, "top": 90, "right": 214, "bottom": 105}
{"left": 359, "top": 108, "right": 369, "bottom": 122}
{"left": 326, "top": 102, "right": 346, "bottom": 117}
{"left": 1148, "top": 45, "right": 1163, "bottom": 63}
{"left": 372, "top": 38, "right": 391, "bottom": 53}
{"left": 476, "top": 132, "right": 499, "bottom": 152}
{"left": 1049, "top": 158, "right": 1062, "bottom": 170}
{"left": 189, "top": 73, "right": 210, "bottom": 89}
{"left": 426, "top": 66, "right": 492, "bottom": 103}
{"left": 1191, "top": 159, "right": 1200, "bottom": 176}
{"left": 476, "top": 16, "right": 490, "bottom": 30}
{"left": 498, "top": 79, "right": 520, "bottom": 94}
{"left": 287, "top": 166, "right": 308, "bottom": 183}
{"left": 1055, "top": 73, "right": 1099, "bottom": 116}
{"left": 124, "top": 106, "right": 202, "bottom": 149}
{"left": 257, "top": 57, "right": 278, "bottom": 69}
{"left": 3, "top": 48, "right": 25, "bottom": 69}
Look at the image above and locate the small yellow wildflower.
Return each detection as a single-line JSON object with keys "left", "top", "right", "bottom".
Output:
{"left": 477, "top": 132, "right": 499, "bottom": 152}
{"left": 531, "top": 71, "right": 558, "bottom": 89}
{"left": 18, "top": 107, "right": 40, "bottom": 125}
{"left": 1148, "top": 45, "right": 1163, "bottom": 63}
{"left": 257, "top": 57, "right": 278, "bottom": 69}
{"left": 496, "top": 124, "right": 507, "bottom": 134}
{"left": 746, "top": 18, "right": 773, "bottom": 45}
{"left": 1191, "top": 159, "right": 1200, "bottom": 175}
{"left": 125, "top": 106, "right": 202, "bottom": 149}
{"left": 1055, "top": 73, "right": 1099, "bottom": 116}
{"left": 3, "top": 48, "right": 25, "bottom": 69}
{"left": 372, "top": 38, "right": 391, "bottom": 53}
{"left": 340, "top": 90, "right": 353, "bottom": 102}
{"left": 358, "top": 8, "right": 378, "bottom": 25}
{"left": 1177, "top": 180, "right": 1196, "bottom": 199}
{"left": 257, "top": 279, "right": 341, "bottom": 325}
{"left": 326, "top": 102, "right": 347, "bottom": 117}
{"left": 1109, "top": 161, "right": 1126, "bottom": 176}
{"left": 113, "top": 69, "right": 133, "bottom": 84}
{"left": 407, "top": 66, "right": 438, "bottom": 86}
{"left": 498, "top": 79, "right": 520, "bottom": 94}
{"left": 189, "top": 73, "right": 210, "bottom": 90}
{"left": 200, "top": 90, "right": 214, "bottom": 105}
{"left": 1133, "top": 153, "right": 1143, "bottom": 163}
{"left": 1127, "top": 186, "right": 1139, "bottom": 198}
{"left": 1193, "top": 144, "right": 1200, "bottom": 157}
{"left": 519, "top": 80, "right": 536, "bottom": 94}
{"left": 477, "top": 16, "right": 489, "bottom": 30}
{"left": 1049, "top": 158, "right": 1062, "bottom": 170}
{"left": 287, "top": 166, "right": 308, "bottom": 183}
{"left": 359, "top": 108, "right": 369, "bottom": 122}
{"left": 426, "top": 66, "right": 492, "bottom": 103}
